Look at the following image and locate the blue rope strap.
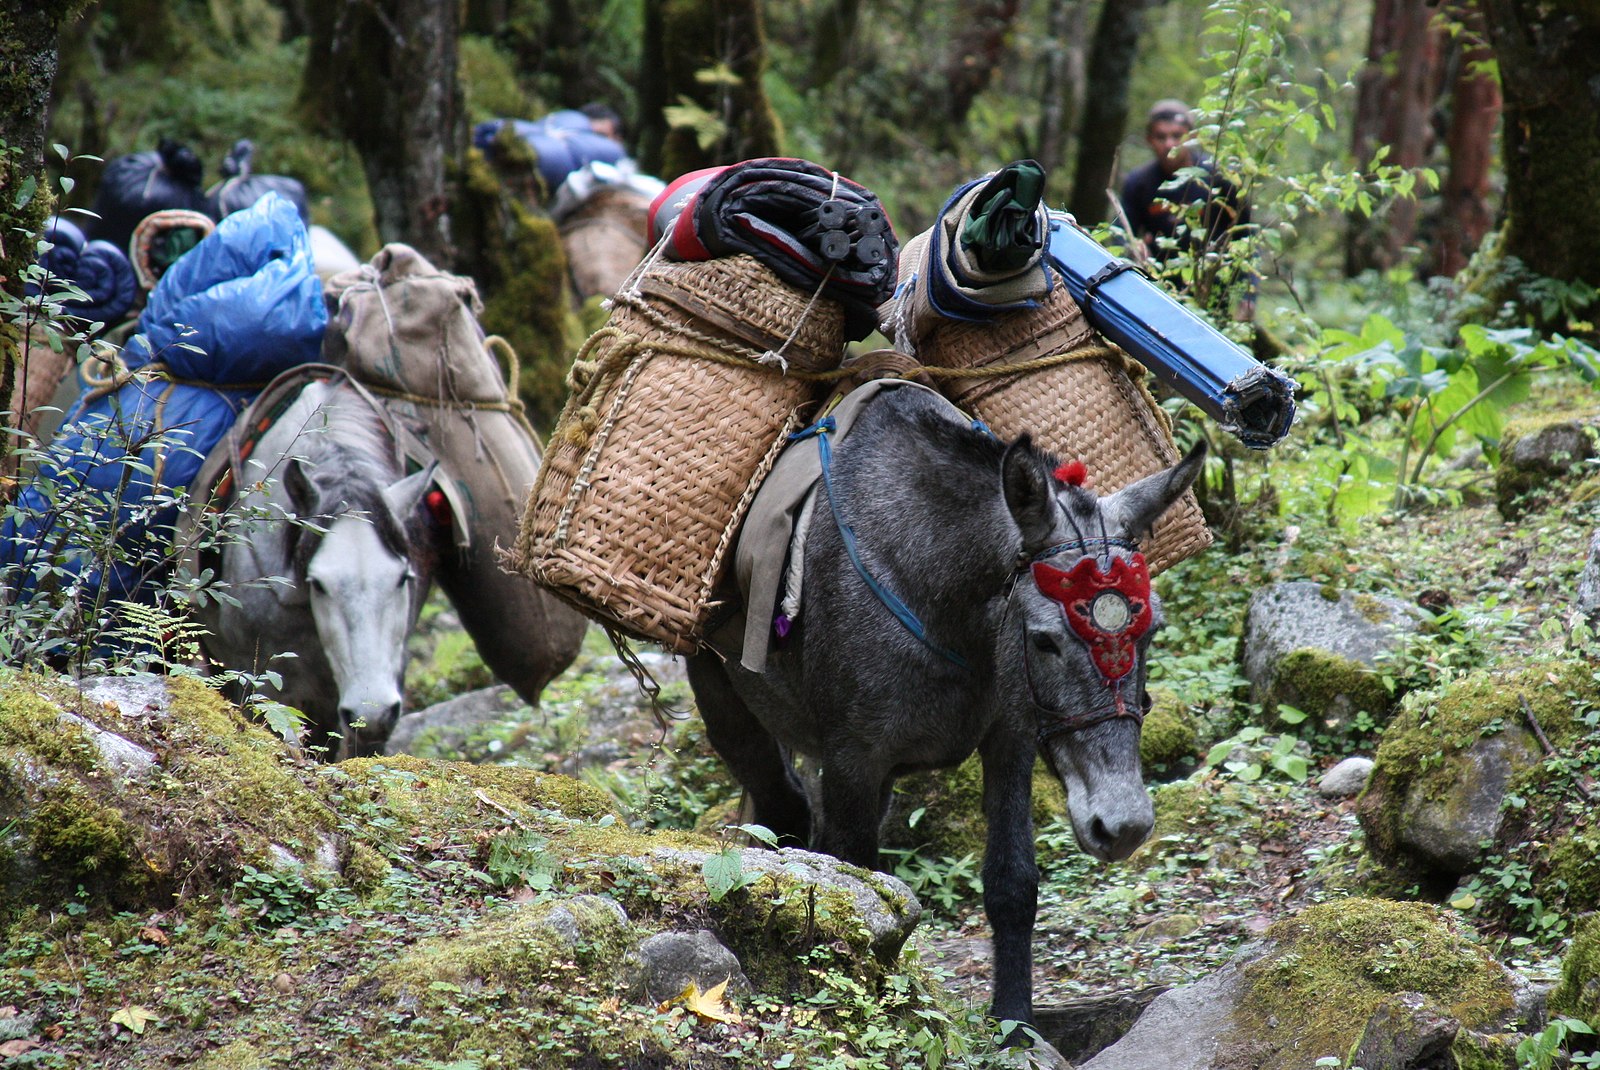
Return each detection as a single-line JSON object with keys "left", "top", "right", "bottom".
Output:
{"left": 791, "top": 416, "right": 969, "bottom": 669}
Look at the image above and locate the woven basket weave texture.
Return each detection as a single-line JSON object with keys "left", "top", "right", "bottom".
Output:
{"left": 919, "top": 276, "right": 1211, "bottom": 574}
{"left": 513, "top": 255, "right": 844, "bottom": 651}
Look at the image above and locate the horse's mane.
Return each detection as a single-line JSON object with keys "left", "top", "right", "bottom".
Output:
{"left": 288, "top": 382, "right": 410, "bottom": 559}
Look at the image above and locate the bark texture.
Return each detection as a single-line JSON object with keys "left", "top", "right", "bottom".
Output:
{"left": 301, "top": 0, "right": 463, "bottom": 265}
{"left": 1478, "top": 0, "right": 1600, "bottom": 285}
{"left": 1346, "top": 0, "right": 1443, "bottom": 274}
{"left": 1067, "top": 0, "right": 1152, "bottom": 226}
{"left": 637, "top": 0, "right": 781, "bottom": 180}
{"left": 1432, "top": 3, "right": 1501, "bottom": 278}
{"left": 939, "top": 0, "right": 1023, "bottom": 135}
{"left": 1035, "top": 0, "right": 1090, "bottom": 200}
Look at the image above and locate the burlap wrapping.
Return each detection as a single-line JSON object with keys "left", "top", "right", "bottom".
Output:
{"left": 912, "top": 272, "right": 1212, "bottom": 574}
{"left": 322, "top": 244, "right": 586, "bottom": 701}
{"left": 510, "top": 254, "right": 845, "bottom": 653}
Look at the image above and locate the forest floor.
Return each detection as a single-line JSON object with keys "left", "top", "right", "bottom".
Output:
{"left": 395, "top": 438, "right": 1595, "bottom": 1058}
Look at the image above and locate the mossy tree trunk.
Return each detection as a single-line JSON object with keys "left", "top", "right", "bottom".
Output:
{"left": 1478, "top": 0, "right": 1600, "bottom": 287}
{"left": 1431, "top": 1, "right": 1501, "bottom": 278}
{"left": 1035, "top": 0, "right": 1090, "bottom": 204}
{"left": 0, "top": 1, "right": 87, "bottom": 476}
{"left": 300, "top": 0, "right": 464, "bottom": 266}
{"left": 636, "top": 0, "right": 781, "bottom": 180}
{"left": 936, "top": 0, "right": 1022, "bottom": 143}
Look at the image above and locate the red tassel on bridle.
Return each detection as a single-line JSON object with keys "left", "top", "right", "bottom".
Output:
{"left": 425, "top": 488, "right": 452, "bottom": 529}
{"left": 1054, "top": 460, "right": 1088, "bottom": 486}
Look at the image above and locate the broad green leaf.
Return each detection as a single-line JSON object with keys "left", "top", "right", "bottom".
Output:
{"left": 702, "top": 847, "right": 743, "bottom": 902}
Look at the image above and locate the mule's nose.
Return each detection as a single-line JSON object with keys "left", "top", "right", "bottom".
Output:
{"left": 1087, "top": 812, "right": 1153, "bottom": 861}
{"left": 340, "top": 700, "right": 402, "bottom": 741}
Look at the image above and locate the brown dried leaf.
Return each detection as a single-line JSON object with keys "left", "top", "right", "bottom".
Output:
{"left": 0, "top": 1039, "right": 41, "bottom": 1057}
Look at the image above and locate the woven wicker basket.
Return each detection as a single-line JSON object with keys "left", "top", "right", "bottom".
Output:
{"left": 511, "top": 255, "right": 845, "bottom": 652}
{"left": 919, "top": 275, "right": 1211, "bottom": 574}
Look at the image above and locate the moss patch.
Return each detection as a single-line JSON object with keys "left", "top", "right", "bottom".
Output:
{"left": 1495, "top": 412, "right": 1598, "bottom": 519}
{"left": 1140, "top": 689, "right": 1200, "bottom": 776}
{"left": 1268, "top": 647, "right": 1393, "bottom": 726}
{"left": 884, "top": 755, "right": 1067, "bottom": 860}
{"left": 1230, "top": 897, "right": 1512, "bottom": 1069}
{"left": 1551, "top": 912, "right": 1600, "bottom": 1027}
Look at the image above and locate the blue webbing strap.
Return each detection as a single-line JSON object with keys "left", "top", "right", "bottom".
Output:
{"left": 791, "top": 415, "right": 969, "bottom": 670}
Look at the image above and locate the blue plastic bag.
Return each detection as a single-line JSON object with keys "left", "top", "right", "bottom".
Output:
{"left": 126, "top": 191, "right": 326, "bottom": 384}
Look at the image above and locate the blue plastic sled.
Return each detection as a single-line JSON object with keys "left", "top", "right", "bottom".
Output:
{"left": 1046, "top": 212, "right": 1297, "bottom": 450}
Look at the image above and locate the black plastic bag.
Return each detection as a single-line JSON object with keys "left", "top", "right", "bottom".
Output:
{"left": 87, "top": 138, "right": 207, "bottom": 254}
{"left": 205, "top": 140, "right": 310, "bottom": 224}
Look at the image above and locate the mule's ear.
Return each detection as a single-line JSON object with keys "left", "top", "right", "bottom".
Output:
{"left": 1002, "top": 435, "right": 1058, "bottom": 550}
{"left": 1104, "top": 440, "right": 1207, "bottom": 542}
{"left": 283, "top": 458, "right": 317, "bottom": 517}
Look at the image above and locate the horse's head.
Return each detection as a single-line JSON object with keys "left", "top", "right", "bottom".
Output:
{"left": 1000, "top": 437, "right": 1206, "bottom": 862}
{"left": 284, "top": 458, "right": 435, "bottom": 756}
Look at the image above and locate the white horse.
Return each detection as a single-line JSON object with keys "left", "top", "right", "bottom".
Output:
{"left": 195, "top": 376, "right": 435, "bottom": 758}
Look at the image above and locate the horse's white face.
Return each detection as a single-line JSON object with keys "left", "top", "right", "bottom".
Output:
{"left": 305, "top": 511, "right": 415, "bottom": 752}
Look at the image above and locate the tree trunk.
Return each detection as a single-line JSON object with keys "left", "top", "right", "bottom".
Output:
{"left": 1345, "top": 0, "right": 1442, "bottom": 275}
{"left": 1477, "top": 0, "right": 1600, "bottom": 287}
{"left": 1432, "top": 2, "right": 1501, "bottom": 278}
{"left": 637, "top": 0, "right": 781, "bottom": 180}
{"left": 0, "top": 1, "right": 85, "bottom": 475}
{"left": 1035, "top": 0, "right": 1089, "bottom": 199}
{"left": 939, "top": 0, "right": 1022, "bottom": 134}
{"left": 300, "top": 0, "right": 463, "bottom": 265}
{"left": 1067, "top": 0, "right": 1151, "bottom": 226}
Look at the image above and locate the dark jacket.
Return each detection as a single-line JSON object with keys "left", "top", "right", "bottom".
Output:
{"left": 1119, "top": 151, "right": 1250, "bottom": 259}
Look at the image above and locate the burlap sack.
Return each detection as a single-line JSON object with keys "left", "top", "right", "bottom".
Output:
{"left": 323, "top": 244, "right": 586, "bottom": 701}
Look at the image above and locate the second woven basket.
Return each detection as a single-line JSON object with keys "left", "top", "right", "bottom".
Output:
{"left": 918, "top": 273, "right": 1211, "bottom": 574}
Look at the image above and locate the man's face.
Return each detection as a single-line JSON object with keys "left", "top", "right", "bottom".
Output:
{"left": 1146, "top": 119, "right": 1193, "bottom": 175}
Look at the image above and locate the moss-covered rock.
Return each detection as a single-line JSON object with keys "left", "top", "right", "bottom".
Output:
{"left": 1272, "top": 647, "right": 1392, "bottom": 725}
{"left": 0, "top": 669, "right": 969, "bottom": 1069}
{"left": 0, "top": 672, "right": 338, "bottom": 912}
{"left": 1357, "top": 659, "right": 1600, "bottom": 885}
{"left": 1495, "top": 411, "right": 1599, "bottom": 520}
{"left": 1226, "top": 898, "right": 1514, "bottom": 1069}
{"left": 1140, "top": 689, "right": 1200, "bottom": 777}
{"left": 1551, "top": 912, "right": 1600, "bottom": 1028}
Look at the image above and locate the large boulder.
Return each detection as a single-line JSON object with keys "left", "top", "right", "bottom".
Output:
{"left": 1241, "top": 582, "right": 1420, "bottom": 731}
{"left": 1495, "top": 411, "right": 1598, "bottom": 520}
{"left": 1357, "top": 660, "right": 1600, "bottom": 888}
{"left": 1080, "top": 897, "right": 1518, "bottom": 1070}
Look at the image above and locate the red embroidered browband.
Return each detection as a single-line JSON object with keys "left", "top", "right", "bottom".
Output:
{"left": 1030, "top": 552, "right": 1152, "bottom": 682}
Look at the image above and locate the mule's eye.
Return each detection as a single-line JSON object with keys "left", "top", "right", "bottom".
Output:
{"left": 1141, "top": 688, "right": 1154, "bottom": 714}
{"left": 308, "top": 577, "right": 328, "bottom": 595}
{"left": 398, "top": 570, "right": 414, "bottom": 589}
{"left": 1031, "top": 632, "right": 1062, "bottom": 655}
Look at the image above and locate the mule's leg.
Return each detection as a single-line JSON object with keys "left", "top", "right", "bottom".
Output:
{"left": 685, "top": 653, "right": 811, "bottom": 846}
{"left": 979, "top": 727, "right": 1039, "bottom": 1028}
{"left": 808, "top": 750, "right": 890, "bottom": 869}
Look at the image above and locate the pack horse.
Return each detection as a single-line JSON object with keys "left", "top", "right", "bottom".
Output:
{"left": 194, "top": 374, "right": 437, "bottom": 758}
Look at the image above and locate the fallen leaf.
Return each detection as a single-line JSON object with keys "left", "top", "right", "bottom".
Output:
{"left": 138, "top": 926, "right": 169, "bottom": 946}
{"left": 43, "top": 1023, "right": 64, "bottom": 1041}
{"left": 0, "top": 1006, "right": 15, "bottom": 1019}
{"left": 0, "top": 1039, "right": 41, "bottom": 1057}
{"left": 658, "top": 978, "right": 741, "bottom": 1024}
{"left": 110, "top": 1006, "right": 159, "bottom": 1035}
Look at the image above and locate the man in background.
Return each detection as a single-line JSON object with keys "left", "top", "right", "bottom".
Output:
{"left": 1119, "top": 99, "right": 1256, "bottom": 321}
